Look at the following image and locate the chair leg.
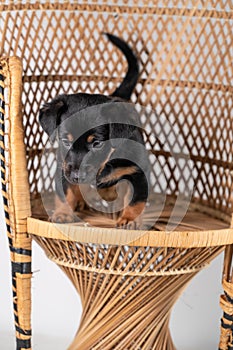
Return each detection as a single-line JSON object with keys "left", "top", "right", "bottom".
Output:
{"left": 9, "top": 234, "right": 32, "bottom": 350}
{"left": 219, "top": 245, "right": 233, "bottom": 350}
{"left": 2, "top": 188, "right": 32, "bottom": 349}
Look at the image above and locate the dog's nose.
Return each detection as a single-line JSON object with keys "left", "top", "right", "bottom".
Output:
{"left": 70, "top": 170, "right": 80, "bottom": 183}
{"left": 79, "top": 165, "right": 94, "bottom": 183}
{"left": 77, "top": 170, "right": 87, "bottom": 182}
{"left": 67, "top": 164, "right": 92, "bottom": 183}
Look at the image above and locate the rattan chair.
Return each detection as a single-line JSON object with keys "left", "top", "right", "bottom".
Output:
{"left": 1, "top": 1, "right": 233, "bottom": 350}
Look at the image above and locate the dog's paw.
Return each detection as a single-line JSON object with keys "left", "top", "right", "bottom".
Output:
{"left": 116, "top": 217, "right": 138, "bottom": 229}
{"left": 116, "top": 203, "right": 145, "bottom": 229}
{"left": 50, "top": 210, "right": 77, "bottom": 223}
{"left": 76, "top": 200, "right": 86, "bottom": 212}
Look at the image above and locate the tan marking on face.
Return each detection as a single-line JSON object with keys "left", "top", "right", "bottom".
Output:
{"left": 87, "top": 134, "right": 95, "bottom": 143}
{"left": 67, "top": 133, "right": 74, "bottom": 142}
{"left": 100, "top": 166, "right": 138, "bottom": 184}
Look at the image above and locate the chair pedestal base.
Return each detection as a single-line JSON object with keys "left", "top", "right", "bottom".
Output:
{"left": 33, "top": 236, "right": 223, "bottom": 349}
{"left": 65, "top": 269, "right": 198, "bottom": 350}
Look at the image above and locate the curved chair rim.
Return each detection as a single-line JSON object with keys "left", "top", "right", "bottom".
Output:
{"left": 27, "top": 217, "right": 233, "bottom": 248}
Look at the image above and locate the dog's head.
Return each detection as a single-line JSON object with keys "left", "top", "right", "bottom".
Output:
{"left": 39, "top": 93, "right": 144, "bottom": 186}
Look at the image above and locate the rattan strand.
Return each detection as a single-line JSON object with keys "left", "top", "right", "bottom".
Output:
{"left": 45, "top": 254, "right": 209, "bottom": 277}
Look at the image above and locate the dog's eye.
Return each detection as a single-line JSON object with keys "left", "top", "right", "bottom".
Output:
{"left": 61, "top": 138, "right": 72, "bottom": 148}
{"left": 92, "top": 140, "right": 104, "bottom": 149}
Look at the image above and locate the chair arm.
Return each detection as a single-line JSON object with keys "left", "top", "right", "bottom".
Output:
{"left": 0, "top": 56, "right": 31, "bottom": 235}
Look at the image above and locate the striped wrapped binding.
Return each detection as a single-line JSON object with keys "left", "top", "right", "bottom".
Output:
{"left": 219, "top": 246, "right": 233, "bottom": 350}
{"left": 0, "top": 60, "right": 32, "bottom": 350}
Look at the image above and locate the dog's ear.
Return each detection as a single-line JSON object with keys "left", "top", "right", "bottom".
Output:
{"left": 39, "top": 97, "right": 68, "bottom": 143}
{"left": 102, "top": 102, "right": 140, "bottom": 148}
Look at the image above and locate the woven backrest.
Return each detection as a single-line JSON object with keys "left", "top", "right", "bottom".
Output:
{"left": 1, "top": 1, "right": 232, "bottom": 215}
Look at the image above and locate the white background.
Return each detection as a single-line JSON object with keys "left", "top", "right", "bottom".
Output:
{"left": 0, "top": 197, "right": 224, "bottom": 350}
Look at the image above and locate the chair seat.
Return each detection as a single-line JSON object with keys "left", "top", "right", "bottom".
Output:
{"left": 28, "top": 192, "right": 232, "bottom": 248}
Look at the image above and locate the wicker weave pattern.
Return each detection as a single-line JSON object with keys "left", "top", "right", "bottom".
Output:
{"left": 1, "top": 1, "right": 232, "bottom": 213}
{"left": 33, "top": 238, "right": 222, "bottom": 276}
{"left": 0, "top": 2, "right": 233, "bottom": 350}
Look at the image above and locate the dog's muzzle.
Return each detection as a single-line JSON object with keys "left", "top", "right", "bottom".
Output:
{"left": 65, "top": 163, "right": 95, "bottom": 184}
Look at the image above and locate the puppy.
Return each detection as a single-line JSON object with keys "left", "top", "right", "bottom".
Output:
{"left": 39, "top": 33, "right": 149, "bottom": 227}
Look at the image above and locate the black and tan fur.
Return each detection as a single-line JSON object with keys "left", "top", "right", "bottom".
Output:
{"left": 39, "top": 33, "right": 149, "bottom": 226}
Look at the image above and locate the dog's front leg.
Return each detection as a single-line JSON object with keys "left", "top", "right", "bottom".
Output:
{"left": 116, "top": 201, "right": 146, "bottom": 228}
{"left": 50, "top": 169, "right": 85, "bottom": 223}
{"left": 51, "top": 187, "right": 80, "bottom": 223}
{"left": 116, "top": 171, "right": 148, "bottom": 228}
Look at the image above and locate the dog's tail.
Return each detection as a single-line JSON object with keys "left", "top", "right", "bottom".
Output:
{"left": 104, "top": 33, "right": 139, "bottom": 100}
